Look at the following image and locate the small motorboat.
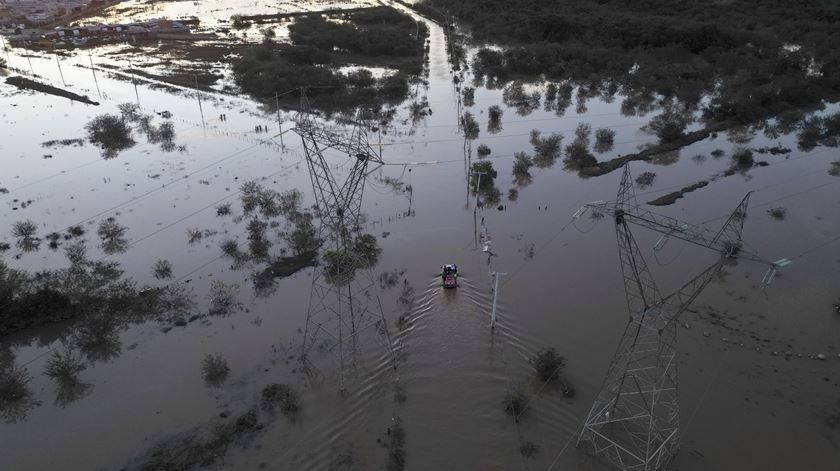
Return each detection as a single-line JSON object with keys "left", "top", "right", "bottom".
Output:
{"left": 441, "top": 264, "right": 458, "bottom": 288}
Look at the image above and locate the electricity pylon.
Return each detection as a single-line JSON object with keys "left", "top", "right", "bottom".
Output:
{"left": 574, "top": 163, "right": 774, "bottom": 470}
{"left": 293, "top": 95, "right": 395, "bottom": 390}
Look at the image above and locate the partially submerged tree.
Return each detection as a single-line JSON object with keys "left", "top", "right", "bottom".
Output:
{"left": 487, "top": 105, "right": 503, "bottom": 133}
{"left": 512, "top": 152, "right": 533, "bottom": 180}
{"left": 85, "top": 114, "right": 135, "bottom": 159}
{"left": 594, "top": 128, "right": 616, "bottom": 153}
{"left": 461, "top": 111, "right": 480, "bottom": 140}
{"left": 530, "top": 130, "right": 563, "bottom": 168}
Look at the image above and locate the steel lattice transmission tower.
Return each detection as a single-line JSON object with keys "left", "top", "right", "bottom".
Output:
{"left": 293, "top": 95, "right": 395, "bottom": 389}
{"left": 574, "top": 163, "right": 778, "bottom": 470}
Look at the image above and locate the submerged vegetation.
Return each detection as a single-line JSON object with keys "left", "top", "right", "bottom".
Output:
{"left": 201, "top": 353, "right": 230, "bottom": 387}
{"left": 423, "top": 0, "right": 840, "bottom": 127}
{"left": 232, "top": 7, "right": 428, "bottom": 115}
{"left": 85, "top": 114, "right": 135, "bottom": 159}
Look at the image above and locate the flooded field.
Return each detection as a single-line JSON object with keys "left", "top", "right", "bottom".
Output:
{"left": 1, "top": 1, "right": 839, "bottom": 470}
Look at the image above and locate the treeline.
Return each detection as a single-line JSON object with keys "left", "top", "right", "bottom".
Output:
{"left": 289, "top": 7, "right": 426, "bottom": 59}
{"left": 232, "top": 7, "right": 427, "bottom": 114}
{"left": 418, "top": 0, "right": 840, "bottom": 125}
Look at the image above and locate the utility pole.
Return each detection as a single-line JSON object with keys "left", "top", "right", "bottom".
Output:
{"left": 489, "top": 272, "right": 506, "bottom": 329}
{"left": 128, "top": 60, "right": 139, "bottom": 104}
{"left": 55, "top": 53, "right": 66, "bottom": 87}
{"left": 472, "top": 171, "right": 485, "bottom": 210}
{"left": 24, "top": 42, "right": 34, "bottom": 75}
{"left": 275, "top": 92, "right": 284, "bottom": 150}
{"left": 89, "top": 52, "right": 101, "bottom": 98}
{"left": 194, "top": 75, "right": 204, "bottom": 124}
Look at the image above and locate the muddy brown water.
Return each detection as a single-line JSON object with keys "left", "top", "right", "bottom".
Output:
{"left": 1, "top": 1, "right": 839, "bottom": 470}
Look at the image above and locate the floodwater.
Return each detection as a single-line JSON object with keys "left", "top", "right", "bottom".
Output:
{"left": 1, "top": 1, "right": 839, "bottom": 470}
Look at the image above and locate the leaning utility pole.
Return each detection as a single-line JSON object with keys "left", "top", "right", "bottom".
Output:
{"left": 574, "top": 163, "right": 781, "bottom": 470}
{"left": 293, "top": 92, "right": 396, "bottom": 389}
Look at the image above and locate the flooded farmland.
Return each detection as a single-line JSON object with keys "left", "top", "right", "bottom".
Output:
{"left": 1, "top": 1, "right": 839, "bottom": 470}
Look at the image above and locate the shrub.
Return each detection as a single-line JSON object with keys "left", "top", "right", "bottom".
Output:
{"left": 201, "top": 353, "right": 230, "bottom": 387}
{"left": 635, "top": 171, "right": 656, "bottom": 188}
{"left": 503, "top": 388, "right": 528, "bottom": 421}
{"left": 487, "top": 105, "right": 503, "bottom": 133}
{"left": 285, "top": 214, "right": 319, "bottom": 256}
{"left": 594, "top": 128, "right": 616, "bottom": 153}
{"left": 0, "top": 365, "right": 36, "bottom": 418}
{"left": 574, "top": 123, "right": 592, "bottom": 148}
{"left": 85, "top": 114, "right": 135, "bottom": 158}
{"left": 261, "top": 383, "right": 301, "bottom": 418}
{"left": 563, "top": 141, "right": 596, "bottom": 168}
{"left": 529, "top": 347, "right": 566, "bottom": 383}
{"left": 732, "top": 147, "right": 754, "bottom": 169}
{"left": 97, "top": 218, "right": 128, "bottom": 254}
{"left": 530, "top": 130, "right": 563, "bottom": 167}
{"left": 520, "top": 441, "right": 539, "bottom": 459}
{"left": 512, "top": 152, "right": 533, "bottom": 177}
{"left": 462, "top": 86, "right": 475, "bottom": 107}
{"left": 44, "top": 348, "right": 86, "bottom": 384}
{"left": 461, "top": 111, "right": 480, "bottom": 140}
{"left": 11, "top": 220, "right": 40, "bottom": 251}
{"left": 153, "top": 259, "right": 173, "bottom": 279}
{"left": 216, "top": 203, "right": 232, "bottom": 216}
{"left": 830, "top": 160, "right": 840, "bottom": 176}
{"left": 711, "top": 149, "right": 725, "bottom": 158}
{"left": 186, "top": 228, "right": 203, "bottom": 244}
{"left": 767, "top": 207, "right": 787, "bottom": 220}
{"left": 476, "top": 143, "right": 491, "bottom": 157}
